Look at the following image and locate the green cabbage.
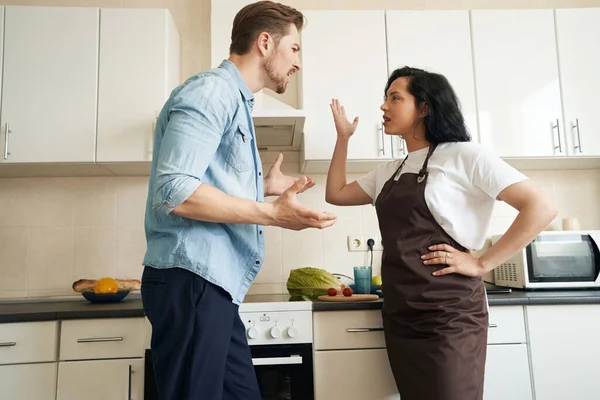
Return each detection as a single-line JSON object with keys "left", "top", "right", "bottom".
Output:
{"left": 286, "top": 267, "right": 342, "bottom": 298}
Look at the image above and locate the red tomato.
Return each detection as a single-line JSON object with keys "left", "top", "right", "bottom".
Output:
{"left": 342, "top": 287, "right": 353, "bottom": 297}
{"left": 327, "top": 288, "right": 337, "bottom": 297}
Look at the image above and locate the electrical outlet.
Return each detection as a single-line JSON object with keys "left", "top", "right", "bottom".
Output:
{"left": 365, "top": 234, "right": 384, "bottom": 251}
{"left": 347, "top": 235, "right": 365, "bottom": 252}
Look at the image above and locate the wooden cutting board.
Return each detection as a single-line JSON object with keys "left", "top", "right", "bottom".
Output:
{"left": 317, "top": 294, "right": 379, "bottom": 302}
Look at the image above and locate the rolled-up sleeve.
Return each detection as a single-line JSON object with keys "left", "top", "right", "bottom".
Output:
{"left": 152, "top": 76, "right": 234, "bottom": 214}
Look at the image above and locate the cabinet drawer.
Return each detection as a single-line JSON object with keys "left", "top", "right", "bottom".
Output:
{"left": 487, "top": 306, "right": 526, "bottom": 344}
{"left": 314, "top": 310, "right": 385, "bottom": 350}
{"left": 60, "top": 318, "right": 144, "bottom": 361}
{"left": 0, "top": 321, "right": 58, "bottom": 365}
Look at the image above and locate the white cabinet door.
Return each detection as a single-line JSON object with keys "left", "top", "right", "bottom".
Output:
{"left": 484, "top": 344, "right": 532, "bottom": 400}
{"left": 527, "top": 304, "right": 600, "bottom": 400}
{"left": 0, "top": 363, "right": 57, "bottom": 400}
{"left": 57, "top": 358, "right": 144, "bottom": 400}
{"left": 301, "top": 11, "right": 393, "bottom": 162}
{"left": 0, "top": 6, "right": 98, "bottom": 163}
{"left": 471, "top": 10, "right": 564, "bottom": 157}
{"left": 555, "top": 8, "right": 600, "bottom": 156}
{"left": 314, "top": 349, "right": 400, "bottom": 400}
{"left": 386, "top": 10, "right": 479, "bottom": 156}
{"left": 96, "top": 9, "right": 180, "bottom": 163}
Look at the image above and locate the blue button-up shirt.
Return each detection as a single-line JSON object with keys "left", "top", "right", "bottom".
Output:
{"left": 142, "top": 60, "right": 265, "bottom": 305}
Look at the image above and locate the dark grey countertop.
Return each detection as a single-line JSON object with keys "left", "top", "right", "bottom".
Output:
{"left": 0, "top": 293, "right": 144, "bottom": 323}
{"left": 2, "top": 286, "right": 600, "bottom": 322}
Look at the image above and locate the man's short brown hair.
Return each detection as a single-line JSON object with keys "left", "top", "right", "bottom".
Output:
{"left": 229, "top": 1, "right": 305, "bottom": 55}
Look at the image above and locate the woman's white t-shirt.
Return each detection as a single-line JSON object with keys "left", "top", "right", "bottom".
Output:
{"left": 356, "top": 142, "right": 527, "bottom": 251}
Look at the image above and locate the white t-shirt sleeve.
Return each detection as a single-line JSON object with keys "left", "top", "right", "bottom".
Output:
{"left": 356, "top": 166, "right": 379, "bottom": 204}
{"left": 471, "top": 146, "right": 528, "bottom": 200}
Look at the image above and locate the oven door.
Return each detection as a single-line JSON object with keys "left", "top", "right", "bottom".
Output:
{"left": 144, "top": 344, "right": 314, "bottom": 400}
{"left": 251, "top": 343, "right": 314, "bottom": 400}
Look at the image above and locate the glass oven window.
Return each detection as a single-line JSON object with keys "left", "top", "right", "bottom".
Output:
{"left": 527, "top": 234, "right": 600, "bottom": 282}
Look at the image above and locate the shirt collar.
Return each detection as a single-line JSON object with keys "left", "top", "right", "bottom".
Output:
{"left": 218, "top": 59, "right": 254, "bottom": 105}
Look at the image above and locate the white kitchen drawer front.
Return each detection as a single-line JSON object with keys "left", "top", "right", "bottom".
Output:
{"left": 0, "top": 321, "right": 58, "bottom": 365}
{"left": 60, "top": 318, "right": 144, "bottom": 361}
{"left": 487, "top": 306, "right": 526, "bottom": 344}
{"left": 314, "top": 310, "right": 385, "bottom": 350}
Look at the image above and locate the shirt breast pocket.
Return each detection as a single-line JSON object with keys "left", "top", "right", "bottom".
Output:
{"left": 225, "top": 124, "right": 254, "bottom": 173}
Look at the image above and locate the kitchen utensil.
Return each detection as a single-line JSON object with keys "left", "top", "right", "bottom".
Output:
{"left": 81, "top": 291, "right": 129, "bottom": 303}
{"left": 317, "top": 294, "right": 379, "bottom": 302}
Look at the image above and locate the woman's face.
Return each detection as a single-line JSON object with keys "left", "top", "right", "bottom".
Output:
{"left": 380, "top": 77, "right": 423, "bottom": 137}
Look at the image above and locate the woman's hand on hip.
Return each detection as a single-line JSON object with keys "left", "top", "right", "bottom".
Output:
{"left": 421, "top": 244, "right": 485, "bottom": 278}
{"left": 330, "top": 98, "right": 358, "bottom": 140}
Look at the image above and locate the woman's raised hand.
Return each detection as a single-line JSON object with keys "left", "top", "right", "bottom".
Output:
{"left": 330, "top": 98, "right": 359, "bottom": 140}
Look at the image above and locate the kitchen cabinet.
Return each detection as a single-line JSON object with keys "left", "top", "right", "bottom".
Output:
{"left": 313, "top": 310, "right": 399, "bottom": 399}
{"left": 0, "top": 6, "right": 99, "bottom": 163}
{"left": 0, "top": 363, "right": 57, "bottom": 400}
{"left": 314, "top": 349, "right": 400, "bottom": 400}
{"left": 0, "top": 321, "right": 59, "bottom": 399}
{"left": 527, "top": 304, "right": 600, "bottom": 400}
{"left": 300, "top": 10, "right": 393, "bottom": 171}
{"left": 555, "top": 8, "right": 600, "bottom": 156}
{"left": 484, "top": 345, "right": 532, "bottom": 400}
{"left": 484, "top": 306, "right": 532, "bottom": 400}
{"left": 385, "top": 10, "right": 479, "bottom": 155}
{"left": 96, "top": 8, "right": 180, "bottom": 164}
{"left": 471, "top": 10, "right": 564, "bottom": 158}
{"left": 57, "top": 359, "right": 143, "bottom": 400}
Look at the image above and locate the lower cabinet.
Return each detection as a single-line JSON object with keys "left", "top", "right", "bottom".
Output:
{"left": 0, "top": 363, "right": 57, "bottom": 400}
{"left": 484, "top": 344, "right": 533, "bottom": 400}
{"left": 57, "top": 358, "right": 144, "bottom": 400}
{"left": 527, "top": 304, "right": 600, "bottom": 400}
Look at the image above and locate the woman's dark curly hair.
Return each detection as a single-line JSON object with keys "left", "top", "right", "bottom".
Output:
{"left": 385, "top": 66, "right": 471, "bottom": 144}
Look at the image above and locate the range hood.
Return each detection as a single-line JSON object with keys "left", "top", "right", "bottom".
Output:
{"left": 252, "top": 91, "right": 305, "bottom": 152}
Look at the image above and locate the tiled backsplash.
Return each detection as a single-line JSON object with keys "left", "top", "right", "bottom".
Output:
{"left": 1, "top": 166, "right": 599, "bottom": 298}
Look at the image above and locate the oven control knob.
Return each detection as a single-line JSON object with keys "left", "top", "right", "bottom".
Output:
{"left": 269, "top": 326, "right": 281, "bottom": 338}
{"left": 247, "top": 326, "right": 259, "bottom": 339}
{"left": 287, "top": 326, "right": 298, "bottom": 338}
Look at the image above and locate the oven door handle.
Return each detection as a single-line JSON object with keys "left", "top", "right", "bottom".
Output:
{"left": 252, "top": 355, "right": 303, "bottom": 366}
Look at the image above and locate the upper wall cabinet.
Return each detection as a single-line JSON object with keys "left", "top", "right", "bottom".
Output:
{"left": 0, "top": 6, "right": 99, "bottom": 164}
{"left": 96, "top": 9, "right": 180, "bottom": 164}
{"left": 386, "top": 10, "right": 479, "bottom": 157}
{"left": 301, "top": 10, "right": 393, "bottom": 170}
{"left": 555, "top": 8, "right": 600, "bottom": 157}
{"left": 471, "top": 10, "right": 564, "bottom": 158}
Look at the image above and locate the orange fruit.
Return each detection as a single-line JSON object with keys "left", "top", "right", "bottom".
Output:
{"left": 94, "top": 277, "right": 119, "bottom": 294}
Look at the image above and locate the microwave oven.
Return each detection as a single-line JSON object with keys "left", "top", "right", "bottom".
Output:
{"left": 490, "top": 230, "right": 600, "bottom": 290}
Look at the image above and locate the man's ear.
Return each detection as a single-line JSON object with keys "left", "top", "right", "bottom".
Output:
{"left": 256, "top": 32, "right": 271, "bottom": 56}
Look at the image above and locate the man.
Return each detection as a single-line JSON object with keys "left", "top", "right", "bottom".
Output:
{"left": 141, "top": 1, "right": 335, "bottom": 399}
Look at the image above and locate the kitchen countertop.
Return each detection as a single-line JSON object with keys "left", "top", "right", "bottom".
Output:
{"left": 2, "top": 286, "right": 600, "bottom": 323}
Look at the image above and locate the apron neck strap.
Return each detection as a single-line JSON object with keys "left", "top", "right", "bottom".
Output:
{"left": 418, "top": 143, "right": 438, "bottom": 177}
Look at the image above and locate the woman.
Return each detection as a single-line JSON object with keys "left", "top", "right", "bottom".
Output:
{"left": 325, "top": 66, "right": 557, "bottom": 400}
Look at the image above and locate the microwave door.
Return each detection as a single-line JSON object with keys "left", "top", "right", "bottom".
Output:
{"left": 527, "top": 233, "right": 600, "bottom": 286}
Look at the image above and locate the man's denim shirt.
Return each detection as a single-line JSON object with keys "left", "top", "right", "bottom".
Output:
{"left": 143, "top": 60, "right": 264, "bottom": 305}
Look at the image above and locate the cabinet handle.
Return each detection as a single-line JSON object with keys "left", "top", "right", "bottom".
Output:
{"left": 347, "top": 328, "right": 384, "bottom": 332}
{"left": 573, "top": 118, "right": 582, "bottom": 153}
{"left": 128, "top": 364, "right": 133, "bottom": 400}
{"left": 488, "top": 324, "right": 498, "bottom": 328}
{"left": 3, "top": 123, "right": 10, "bottom": 160}
{"left": 379, "top": 124, "right": 386, "bottom": 156}
{"left": 77, "top": 336, "right": 124, "bottom": 343}
{"left": 0, "top": 341, "right": 16, "bottom": 347}
{"left": 552, "top": 119, "right": 562, "bottom": 153}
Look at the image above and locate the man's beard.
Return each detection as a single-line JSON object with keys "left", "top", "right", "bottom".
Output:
{"left": 264, "top": 56, "right": 289, "bottom": 95}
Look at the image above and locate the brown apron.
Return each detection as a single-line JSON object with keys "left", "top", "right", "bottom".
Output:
{"left": 375, "top": 144, "right": 488, "bottom": 400}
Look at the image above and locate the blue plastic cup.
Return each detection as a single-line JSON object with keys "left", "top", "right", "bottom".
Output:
{"left": 353, "top": 266, "right": 372, "bottom": 294}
